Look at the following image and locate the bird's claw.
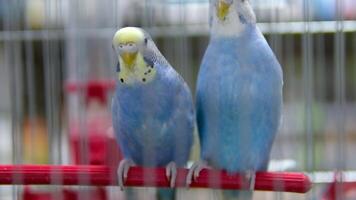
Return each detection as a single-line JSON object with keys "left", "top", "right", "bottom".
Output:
{"left": 117, "top": 159, "right": 134, "bottom": 190}
{"left": 166, "top": 162, "right": 177, "bottom": 188}
{"left": 244, "top": 170, "right": 256, "bottom": 190}
{"left": 186, "top": 160, "right": 210, "bottom": 187}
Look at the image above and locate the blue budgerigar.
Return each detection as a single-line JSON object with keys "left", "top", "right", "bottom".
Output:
{"left": 111, "top": 27, "right": 194, "bottom": 190}
{"left": 187, "top": 0, "right": 283, "bottom": 197}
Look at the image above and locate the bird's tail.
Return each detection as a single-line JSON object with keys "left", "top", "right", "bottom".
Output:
{"left": 220, "top": 190, "right": 253, "bottom": 200}
{"left": 157, "top": 188, "right": 175, "bottom": 200}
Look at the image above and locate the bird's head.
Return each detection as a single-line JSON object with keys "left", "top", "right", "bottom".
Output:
{"left": 112, "top": 27, "right": 165, "bottom": 85}
{"left": 112, "top": 27, "right": 147, "bottom": 68}
{"left": 211, "top": 0, "right": 256, "bottom": 25}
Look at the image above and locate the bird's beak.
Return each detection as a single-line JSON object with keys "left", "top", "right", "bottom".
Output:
{"left": 217, "top": 0, "right": 230, "bottom": 21}
{"left": 121, "top": 52, "right": 138, "bottom": 67}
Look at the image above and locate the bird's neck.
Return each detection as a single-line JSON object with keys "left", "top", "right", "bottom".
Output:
{"left": 118, "top": 53, "right": 157, "bottom": 85}
{"left": 210, "top": 2, "right": 256, "bottom": 37}
{"left": 211, "top": 11, "right": 246, "bottom": 37}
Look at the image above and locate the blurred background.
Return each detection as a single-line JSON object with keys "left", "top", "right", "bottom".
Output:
{"left": 0, "top": 0, "right": 356, "bottom": 199}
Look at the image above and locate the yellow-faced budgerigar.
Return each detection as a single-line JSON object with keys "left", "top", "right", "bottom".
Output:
{"left": 187, "top": 0, "right": 283, "bottom": 198}
{"left": 111, "top": 27, "right": 194, "bottom": 191}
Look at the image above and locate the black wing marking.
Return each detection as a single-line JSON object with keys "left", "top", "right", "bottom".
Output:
{"left": 116, "top": 62, "right": 120, "bottom": 72}
{"left": 143, "top": 54, "right": 155, "bottom": 68}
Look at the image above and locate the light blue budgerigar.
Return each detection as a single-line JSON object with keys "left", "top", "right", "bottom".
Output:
{"left": 111, "top": 27, "right": 194, "bottom": 190}
{"left": 187, "top": 0, "right": 283, "bottom": 198}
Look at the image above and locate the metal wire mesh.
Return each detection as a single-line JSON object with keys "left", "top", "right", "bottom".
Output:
{"left": 0, "top": 0, "right": 355, "bottom": 199}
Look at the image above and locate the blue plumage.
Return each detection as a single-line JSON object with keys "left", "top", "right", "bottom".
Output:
{"left": 112, "top": 63, "right": 194, "bottom": 167}
{"left": 197, "top": 24, "right": 283, "bottom": 173}
{"left": 112, "top": 28, "right": 194, "bottom": 196}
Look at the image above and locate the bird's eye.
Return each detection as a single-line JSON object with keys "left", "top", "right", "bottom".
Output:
{"left": 128, "top": 43, "right": 133, "bottom": 46}
{"left": 119, "top": 44, "right": 124, "bottom": 48}
{"left": 144, "top": 38, "right": 148, "bottom": 45}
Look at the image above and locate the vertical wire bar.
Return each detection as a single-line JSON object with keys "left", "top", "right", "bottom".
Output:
{"left": 11, "top": 0, "right": 25, "bottom": 166}
{"left": 354, "top": 34, "right": 356, "bottom": 140}
{"left": 43, "top": 0, "right": 54, "bottom": 165}
{"left": 353, "top": 32, "right": 356, "bottom": 173}
{"left": 314, "top": 32, "right": 326, "bottom": 196}
{"left": 315, "top": 35, "right": 326, "bottom": 103}
{"left": 177, "top": 0, "right": 189, "bottom": 80}
{"left": 57, "top": 0, "right": 66, "bottom": 165}
{"left": 43, "top": 0, "right": 63, "bottom": 199}
{"left": 77, "top": 0, "right": 89, "bottom": 168}
{"left": 314, "top": 28, "right": 328, "bottom": 200}
{"left": 335, "top": 0, "right": 346, "bottom": 199}
{"left": 269, "top": 0, "right": 284, "bottom": 197}
{"left": 53, "top": 0, "right": 62, "bottom": 165}
{"left": 64, "top": 0, "right": 87, "bottom": 170}
{"left": 53, "top": 1, "right": 64, "bottom": 197}
{"left": 109, "top": 0, "right": 119, "bottom": 80}
{"left": 143, "top": 0, "right": 156, "bottom": 191}
{"left": 143, "top": 0, "right": 154, "bottom": 28}
{"left": 0, "top": 1, "right": 10, "bottom": 200}
{"left": 2, "top": 1, "right": 20, "bottom": 199}
{"left": 8, "top": 0, "right": 24, "bottom": 199}
{"left": 70, "top": 1, "right": 89, "bottom": 199}
{"left": 302, "top": 0, "right": 315, "bottom": 199}
{"left": 176, "top": 0, "right": 195, "bottom": 191}
{"left": 284, "top": 32, "right": 297, "bottom": 167}
{"left": 108, "top": 3, "right": 119, "bottom": 199}
{"left": 24, "top": 0, "right": 38, "bottom": 165}
{"left": 77, "top": 1, "right": 91, "bottom": 198}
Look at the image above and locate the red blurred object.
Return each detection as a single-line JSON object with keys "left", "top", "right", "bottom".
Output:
{"left": 66, "top": 79, "right": 122, "bottom": 166}
{"left": 69, "top": 120, "right": 122, "bottom": 167}
{"left": 65, "top": 79, "right": 119, "bottom": 200}
{"left": 0, "top": 165, "right": 312, "bottom": 193}
{"left": 322, "top": 173, "right": 356, "bottom": 200}
{"left": 65, "top": 80, "right": 115, "bottom": 105}
{"left": 21, "top": 79, "right": 119, "bottom": 200}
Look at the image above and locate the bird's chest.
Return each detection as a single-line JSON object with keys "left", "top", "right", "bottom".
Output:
{"left": 115, "top": 82, "right": 174, "bottom": 131}
{"left": 202, "top": 52, "right": 256, "bottom": 94}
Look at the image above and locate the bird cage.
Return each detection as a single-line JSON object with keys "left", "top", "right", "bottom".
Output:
{"left": 0, "top": 0, "right": 355, "bottom": 199}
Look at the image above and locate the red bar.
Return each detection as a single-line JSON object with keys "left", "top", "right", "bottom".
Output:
{"left": 0, "top": 165, "right": 312, "bottom": 193}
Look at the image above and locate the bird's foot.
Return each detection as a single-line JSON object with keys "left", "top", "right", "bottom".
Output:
{"left": 243, "top": 170, "right": 256, "bottom": 190}
{"left": 166, "top": 161, "right": 177, "bottom": 188}
{"left": 186, "top": 160, "right": 210, "bottom": 186}
{"left": 117, "top": 159, "right": 134, "bottom": 190}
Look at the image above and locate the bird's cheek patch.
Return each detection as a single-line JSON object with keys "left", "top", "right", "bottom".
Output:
{"left": 238, "top": 14, "right": 247, "bottom": 24}
{"left": 139, "top": 66, "right": 157, "bottom": 84}
{"left": 118, "top": 64, "right": 157, "bottom": 85}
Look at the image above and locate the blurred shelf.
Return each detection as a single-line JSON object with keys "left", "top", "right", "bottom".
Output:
{"left": 0, "top": 21, "right": 356, "bottom": 41}
{"left": 149, "top": 20, "right": 356, "bottom": 36}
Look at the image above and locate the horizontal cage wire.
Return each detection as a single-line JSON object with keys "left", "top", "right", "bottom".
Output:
{"left": 0, "top": 0, "right": 355, "bottom": 199}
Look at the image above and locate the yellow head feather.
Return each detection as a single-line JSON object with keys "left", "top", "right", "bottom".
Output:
{"left": 113, "top": 27, "right": 144, "bottom": 46}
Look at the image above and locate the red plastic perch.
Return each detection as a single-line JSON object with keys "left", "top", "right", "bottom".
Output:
{"left": 0, "top": 165, "right": 311, "bottom": 193}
